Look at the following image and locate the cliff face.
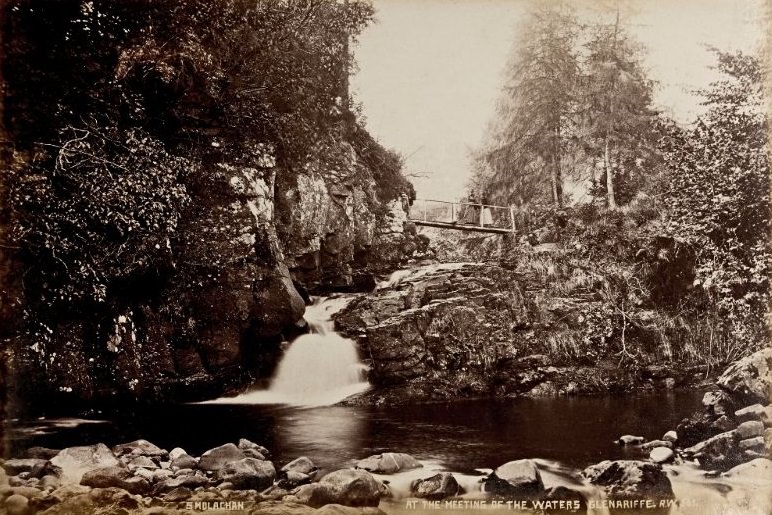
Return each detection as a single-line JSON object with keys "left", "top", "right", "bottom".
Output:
{"left": 5, "top": 141, "right": 417, "bottom": 412}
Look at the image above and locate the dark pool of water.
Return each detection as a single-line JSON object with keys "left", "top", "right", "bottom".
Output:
{"left": 6, "top": 390, "right": 703, "bottom": 472}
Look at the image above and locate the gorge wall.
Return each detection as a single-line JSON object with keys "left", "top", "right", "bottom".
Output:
{"left": 3, "top": 140, "right": 419, "bottom": 413}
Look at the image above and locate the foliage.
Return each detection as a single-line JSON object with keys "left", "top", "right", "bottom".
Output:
{"left": 472, "top": 4, "right": 580, "bottom": 207}
{"left": 579, "top": 14, "right": 658, "bottom": 208}
{"left": 9, "top": 125, "right": 191, "bottom": 311}
{"left": 2, "top": 0, "right": 396, "bottom": 318}
{"left": 658, "top": 50, "right": 769, "bottom": 349}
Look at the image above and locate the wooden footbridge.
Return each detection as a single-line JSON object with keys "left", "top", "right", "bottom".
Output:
{"left": 408, "top": 199, "right": 518, "bottom": 234}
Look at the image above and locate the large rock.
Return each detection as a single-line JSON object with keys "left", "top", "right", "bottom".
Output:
{"left": 722, "top": 458, "right": 772, "bottom": 481}
{"left": 49, "top": 444, "right": 121, "bottom": 484}
{"left": 484, "top": 460, "right": 544, "bottom": 497}
{"left": 238, "top": 438, "right": 271, "bottom": 458}
{"left": 217, "top": 458, "right": 276, "bottom": 490}
{"left": 355, "top": 453, "right": 421, "bottom": 474}
{"left": 649, "top": 447, "right": 674, "bottom": 464}
{"left": 582, "top": 460, "right": 673, "bottom": 501}
{"left": 2, "top": 459, "right": 47, "bottom": 477}
{"left": 676, "top": 411, "right": 722, "bottom": 448}
{"left": 334, "top": 264, "right": 531, "bottom": 397}
{"left": 79, "top": 466, "right": 151, "bottom": 495}
{"left": 111, "top": 439, "right": 167, "bottom": 459}
{"left": 736, "top": 420, "right": 765, "bottom": 439}
{"left": 683, "top": 431, "right": 740, "bottom": 470}
{"left": 153, "top": 474, "right": 210, "bottom": 494}
{"left": 702, "top": 390, "right": 735, "bottom": 417}
{"left": 4, "top": 494, "right": 30, "bottom": 515}
{"left": 410, "top": 472, "right": 461, "bottom": 500}
{"left": 717, "top": 347, "right": 772, "bottom": 405}
{"left": 282, "top": 457, "right": 317, "bottom": 476}
{"left": 734, "top": 404, "right": 769, "bottom": 423}
{"left": 298, "top": 469, "right": 388, "bottom": 508}
{"left": 198, "top": 443, "right": 246, "bottom": 472}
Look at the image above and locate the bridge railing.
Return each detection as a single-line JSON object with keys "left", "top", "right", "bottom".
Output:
{"left": 410, "top": 199, "right": 516, "bottom": 232}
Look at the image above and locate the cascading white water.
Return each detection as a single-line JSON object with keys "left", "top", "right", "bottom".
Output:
{"left": 202, "top": 296, "right": 369, "bottom": 407}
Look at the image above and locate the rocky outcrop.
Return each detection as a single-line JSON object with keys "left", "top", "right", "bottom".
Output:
{"left": 582, "top": 460, "right": 673, "bottom": 501}
{"left": 8, "top": 134, "right": 420, "bottom": 410}
{"left": 410, "top": 473, "right": 461, "bottom": 500}
{"left": 49, "top": 444, "right": 121, "bottom": 484}
{"left": 293, "top": 469, "right": 388, "bottom": 508}
{"left": 483, "top": 460, "right": 544, "bottom": 498}
{"left": 355, "top": 453, "right": 421, "bottom": 474}
{"left": 717, "top": 347, "right": 772, "bottom": 406}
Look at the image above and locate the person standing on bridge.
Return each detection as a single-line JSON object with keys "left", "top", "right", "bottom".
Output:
{"left": 481, "top": 193, "right": 494, "bottom": 227}
{"left": 463, "top": 193, "right": 479, "bottom": 224}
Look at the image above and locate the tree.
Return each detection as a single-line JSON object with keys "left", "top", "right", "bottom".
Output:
{"left": 579, "top": 11, "right": 657, "bottom": 208}
{"left": 473, "top": 4, "right": 580, "bottom": 207}
{"left": 2, "top": 0, "right": 378, "bottom": 313}
{"left": 659, "top": 50, "right": 769, "bottom": 349}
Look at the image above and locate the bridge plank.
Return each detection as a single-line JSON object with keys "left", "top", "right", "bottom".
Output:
{"left": 410, "top": 220, "right": 514, "bottom": 234}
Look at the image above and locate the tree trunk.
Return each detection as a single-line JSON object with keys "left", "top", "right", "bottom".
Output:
{"left": 604, "top": 136, "right": 616, "bottom": 209}
{"left": 551, "top": 124, "right": 563, "bottom": 207}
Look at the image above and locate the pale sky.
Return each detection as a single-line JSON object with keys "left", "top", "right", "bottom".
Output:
{"left": 351, "top": 0, "right": 766, "bottom": 201}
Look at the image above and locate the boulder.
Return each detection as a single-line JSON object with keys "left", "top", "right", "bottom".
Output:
{"left": 615, "top": 435, "right": 645, "bottom": 446}
{"left": 243, "top": 448, "right": 267, "bottom": 460}
{"left": 736, "top": 420, "right": 765, "bottom": 439}
{"left": 738, "top": 437, "right": 765, "bottom": 452}
{"left": 238, "top": 439, "right": 271, "bottom": 458}
{"left": 198, "top": 443, "right": 246, "bottom": 472}
{"left": 299, "top": 469, "right": 387, "bottom": 508}
{"left": 717, "top": 347, "right": 772, "bottom": 405}
{"left": 683, "top": 431, "right": 740, "bottom": 470}
{"left": 169, "top": 447, "right": 188, "bottom": 461}
{"left": 734, "top": 404, "right": 767, "bottom": 423}
{"left": 281, "top": 457, "right": 317, "bottom": 476}
{"left": 39, "top": 474, "right": 60, "bottom": 492}
{"left": 26, "top": 447, "right": 60, "bottom": 460}
{"left": 484, "top": 460, "right": 544, "bottom": 497}
{"left": 277, "top": 471, "right": 312, "bottom": 489}
{"left": 126, "top": 455, "right": 159, "bottom": 470}
{"left": 87, "top": 487, "right": 141, "bottom": 511}
{"left": 164, "top": 486, "right": 193, "bottom": 502}
{"left": 7, "top": 487, "right": 42, "bottom": 500}
{"left": 662, "top": 431, "right": 678, "bottom": 443}
{"left": 640, "top": 440, "right": 673, "bottom": 450}
{"left": 153, "top": 474, "right": 210, "bottom": 494}
{"left": 722, "top": 458, "right": 772, "bottom": 481}
{"left": 80, "top": 466, "right": 151, "bottom": 495}
{"left": 217, "top": 458, "right": 276, "bottom": 490}
{"left": 50, "top": 444, "right": 121, "bottom": 484}
{"left": 171, "top": 453, "right": 197, "bottom": 470}
{"left": 0, "top": 467, "right": 7, "bottom": 486}
{"left": 649, "top": 448, "right": 675, "bottom": 464}
{"left": 5, "top": 494, "right": 30, "bottom": 515}
{"left": 2, "top": 459, "right": 47, "bottom": 477}
{"left": 410, "top": 472, "right": 461, "bottom": 500}
{"left": 676, "top": 412, "right": 722, "bottom": 448}
{"left": 355, "top": 453, "right": 422, "bottom": 474}
{"left": 711, "top": 415, "right": 737, "bottom": 433}
{"left": 111, "top": 439, "right": 168, "bottom": 459}
{"left": 702, "top": 391, "right": 735, "bottom": 416}
{"left": 582, "top": 460, "right": 673, "bottom": 501}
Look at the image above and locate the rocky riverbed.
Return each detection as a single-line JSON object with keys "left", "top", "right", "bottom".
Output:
{"left": 2, "top": 348, "right": 770, "bottom": 515}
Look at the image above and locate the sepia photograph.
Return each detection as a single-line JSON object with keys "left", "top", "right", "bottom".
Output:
{"left": 0, "top": 0, "right": 770, "bottom": 514}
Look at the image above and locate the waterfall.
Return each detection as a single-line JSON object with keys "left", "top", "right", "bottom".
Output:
{"left": 202, "top": 296, "right": 369, "bottom": 407}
